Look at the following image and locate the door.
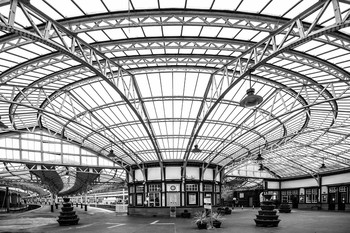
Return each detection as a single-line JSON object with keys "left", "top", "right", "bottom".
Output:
{"left": 338, "top": 192, "right": 346, "bottom": 211}
{"left": 291, "top": 195, "right": 298, "bottom": 208}
{"left": 167, "top": 193, "right": 180, "bottom": 206}
{"left": 249, "top": 197, "right": 253, "bottom": 207}
{"left": 329, "top": 193, "right": 336, "bottom": 210}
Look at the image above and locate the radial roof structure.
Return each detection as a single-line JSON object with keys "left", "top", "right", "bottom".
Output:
{"left": 1, "top": 0, "right": 350, "bottom": 195}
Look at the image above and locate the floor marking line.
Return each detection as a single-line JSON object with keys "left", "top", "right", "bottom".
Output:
{"left": 150, "top": 220, "right": 159, "bottom": 225}
{"left": 107, "top": 223, "right": 125, "bottom": 229}
{"left": 76, "top": 223, "right": 94, "bottom": 228}
{"left": 153, "top": 223, "right": 175, "bottom": 225}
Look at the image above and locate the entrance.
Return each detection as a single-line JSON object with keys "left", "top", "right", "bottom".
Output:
{"left": 167, "top": 193, "right": 180, "bottom": 206}
{"left": 328, "top": 193, "right": 336, "bottom": 210}
{"left": 338, "top": 187, "right": 347, "bottom": 211}
{"left": 249, "top": 197, "right": 253, "bottom": 207}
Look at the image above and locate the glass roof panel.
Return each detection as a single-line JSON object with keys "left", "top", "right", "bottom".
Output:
{"left": 44, "top": 0, "right": 83, "bottom": 17}
{"left": 0, "top": 0, "right": 350, "bottom": 190}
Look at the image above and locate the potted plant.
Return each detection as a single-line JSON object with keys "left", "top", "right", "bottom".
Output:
{"left": 193, "top": 211, "right": 208, "bottom": 229}
{"left": 211, "top": 211, "right": 224, "bottom": 228}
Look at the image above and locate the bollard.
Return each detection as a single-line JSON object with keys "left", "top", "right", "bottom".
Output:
{"left": 253, "top": 205, "right": 255, "bottom": 209}
{"left": 81, "top": 203, "right": 83, "bottom": 208}
{"left": 241, "top": 205, "right": 243, "bottom": 210}
{"left": 51, "top": 204, "right": 54, "bottom": 212}
{"left": 84, "top": 204, "right": 87, "bottom": 211}
{"left": 76, "top": 203, "right": 78, "bottom": 207}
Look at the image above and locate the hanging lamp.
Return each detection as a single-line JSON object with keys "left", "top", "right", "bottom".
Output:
{"left": 319, "top": 158, "right": 326, "bottom": 169}
{"left": 192, "top": 145, "right": 202, "bottom": 153}
{"left": 258, "top": 164, "right": 264, "bottom": 171}
{"left": 255, "top": 146, "right": 264, "bottom": 162}
{"left": 239, "top": 70, "right": 263, "bottom": 107}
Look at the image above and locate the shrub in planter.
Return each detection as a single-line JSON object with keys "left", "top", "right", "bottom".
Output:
{"left": 193, "top": 211, "right": 208, "bottom": 229}
{"left": 211, "top": 211, "right": 224, "bottom": 228}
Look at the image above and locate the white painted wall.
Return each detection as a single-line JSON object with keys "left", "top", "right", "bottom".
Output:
{"left": 166, "top": 167, "right": 181, "bottom": 179}
{"left": 203, "top": 168, "right": 213, "bottom": 180}
{"left": 322, "top": 172, "right": 350, "bottom": 185}
{"left": 147, "top": 167, "right": 161, "bottom": 180}
{"left": 267, "top": 181, "right": 280, "bottom": 189}
{"left": 135, "top": 169, "right": 143, "bottom": 181}
{"left": 186, "top": 167, "right": 200, "bottom": 180}
{"left": 281, "top": 178, "right": 318, "bottom": 189}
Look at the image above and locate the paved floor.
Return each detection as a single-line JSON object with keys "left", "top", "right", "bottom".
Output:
{"left": 0, "top": 205, "right": 349, "bottom": 233}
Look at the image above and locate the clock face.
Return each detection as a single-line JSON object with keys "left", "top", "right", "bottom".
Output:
{"left": 170, "top": 185, "right": 176, "bottom": 191}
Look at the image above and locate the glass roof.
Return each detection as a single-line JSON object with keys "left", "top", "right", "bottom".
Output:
{"left": 1, "top": 0, "right": 350, "bottom": 194}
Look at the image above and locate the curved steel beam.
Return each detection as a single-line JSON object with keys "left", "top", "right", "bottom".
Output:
{"left": 10, "top": 0, "right": 164, "bottom": 169}
{"left": 183, "top": 0, "right": 349, "bottom": 172}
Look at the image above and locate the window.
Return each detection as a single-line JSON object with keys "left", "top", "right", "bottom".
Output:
{"left": 204, "top": 184, "right": 212, "bottom": 192}
{"left": 136, "top": 194, "right": 143, "bottom": 206}
{"left": 136, "top": 185, "right": 144, "bottom": 193}
{"left": 329, "top": 187, "right": 337, "bottom": 193}
{"left": 305, "top": 188, "right": 318, "bottom": 203}
{"left": 148, "top": 184, "right": 161, "bottom": 207}
{"left": 148, "top": 192, "right": 160, "bottom": 207}
{"left": 149, "top": 184, "right": 161, "bottom": 192}
{"left": 187, "top": 193, "right": 198, "bottom": 205}
{"left": 186, "top": 184, "right": 198, "bottom": 191}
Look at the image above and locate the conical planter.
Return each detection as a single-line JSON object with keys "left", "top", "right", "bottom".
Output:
{"left": 254, "top": 194, "right": 280, "bottom": 227}
{"left": 57, "top": 197, "right": 80, "bottom": 226}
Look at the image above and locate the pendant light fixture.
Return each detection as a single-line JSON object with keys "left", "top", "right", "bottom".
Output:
{"left": 107, "top": 149, "right": 115, "bottom": 157}
{"left": 255, "top": 146, "right": 264, "bottom": 163}
{"left": 258, "top": 164, "right": 264, "bottom": 171}
{"left": 239, "top": 70, "right": 263, "bottom": 108}
{"left": 319, "top": 158, "right": 326, "bottom": 169}
{"left": 192, "top": 144, "right": 202, "bottom": 153}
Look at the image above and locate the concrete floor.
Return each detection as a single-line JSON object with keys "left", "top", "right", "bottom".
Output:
{"left": 0, "top": 205, "right": 349, "bottom": 233}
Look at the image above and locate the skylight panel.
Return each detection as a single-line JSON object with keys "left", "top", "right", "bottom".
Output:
{"left": 307, "top": 44, "right": 338, "bottom": 56}
{"left": 294, "top": 40, "right": 324, "bottom": 52}
{"left": 77, "top": 33, "right": 95, "bottom": 43}
{"left": 132, "top": 0, "right": 158, "bottom": 9}
{"left": 31, "top": 0, "right": 64, "bottom": 20}
{"left": 212, "top": 0, "right": 241, "bottom": 11}
{"left": 45, "top": 0, "right": 83, "bottom": 17}
{"left": 86, "top": 30, "right": 110, "bottom": 42}
{"left": 182, "top": 26, "right": 202, "bottom": 37}
{"left": 200, "top": 26, "right": 221, "bottom": 37}
{"left": 163, "top": 26, "right": 182, "bottom": 36}
{"left": 166, "top": 48, "right": 179, "bottom": 54}
{"left": 151, "top": 49, "right": 164, "bottom": 54}
{"left": 261, "top": 0, "right": 300, "bottom": 17}
{"left": 102, "top": 0, "right": 129, "bottom": 11}
{"left": 0, "top": 52, "right": 26, "bottom": 63}
{"left": 7, "top": 48, "right": 37, "bottom": 60}
{"left": 104, "top": 28, "right": 127, "bottom": 40}
{"left": 284, "top": 0, "right": 318, "bottom": 19}
{"left": 74, "top": 0, "right": 107, "bottom": 14}
{"left": 159, "top": 0, "right": 186, "bottom": 8}
{"left": 143, "top": 26, "right": 163, "bottom": 37}
{"left": 237, "top": 0, "right": 271, "bottom": 13}
{"left": 235, "top": 29, "right": 259, "bottom": 41}
{"left": 218, "top": 27, "right": 240, "bottom": 39}
{"left": 186, "top": 0, "right": 213, "bottom": 10}
{"left": 124, "top": 50, "right": 139, "bottom": 56}
{"left": 124, "top": 27, "right": 144, "bottom": 38}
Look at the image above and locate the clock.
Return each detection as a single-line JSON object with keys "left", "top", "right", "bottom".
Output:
{"left": 170, "top": 185, "right": 176, "bottom": 191}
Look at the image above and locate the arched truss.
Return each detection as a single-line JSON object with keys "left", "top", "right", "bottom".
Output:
{"left": 0, "top": 0, "right": 350, "bottom": 193}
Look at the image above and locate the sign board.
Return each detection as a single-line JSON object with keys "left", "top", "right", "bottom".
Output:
{"left": 204, "top": 204, "right": 212, "bottom": 210}
{"left": 204, "top": 198, "right": 211, "bottom": 204}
